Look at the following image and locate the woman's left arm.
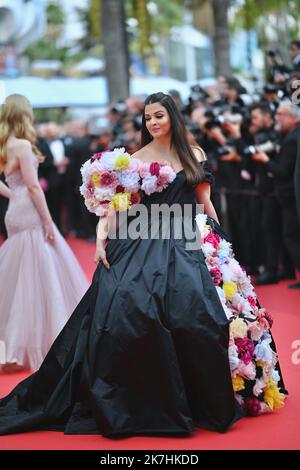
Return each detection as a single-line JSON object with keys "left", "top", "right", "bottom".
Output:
{"left": 195, "top": 181, "right": 219, "bottom": 223}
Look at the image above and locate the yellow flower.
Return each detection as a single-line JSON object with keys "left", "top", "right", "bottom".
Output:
{"left": 232, "top": 375, "right": 245, "bottom": 392}
{"left": 114, "top": 155, "right": 130, "bottom": 171}
{"left": 230, "top": 318, "right": 247, "bottom": 338}
{"left": 263, "top": 379, "right": 285, "bottom": 410}
{"left": 110, "top": 192, "right": 131, "bottom": 212}
{"left": 92, "top": 173, "right": 100, "bottom": 187}
{"left": 223, "top": 281, "right": 238, "bottom": 300}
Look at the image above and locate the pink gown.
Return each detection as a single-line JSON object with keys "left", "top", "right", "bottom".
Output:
{"left": 0, "top": 158, "right": 89, "bottom": 371}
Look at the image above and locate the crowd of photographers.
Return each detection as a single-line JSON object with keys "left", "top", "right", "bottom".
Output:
{"left": 1, "top": 41, "right": 300, "bottom": 288}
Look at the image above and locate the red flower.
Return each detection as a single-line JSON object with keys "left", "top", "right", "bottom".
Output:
{"left": 247, "top": 296, "right": 257, "bottom": 309}
{"left": 235, "top": 337, "right": 255, "bottom": 365}
{"left": 150, "top": 162, "right": 161, "bottom": 177}
{"left": 91, "top": 152, "right": 103, "bottom": 162}
{"left": 130, "top": 193, "right": 140, "bottom": 205}
{"left": 204, "top": 232, "right": 220, "bottom": 249}
{"left": 99, "top": 171, "right": 118, "bottom": 188}
{"left": 264, "top": 310, "right": 273, "bottom": 328}
{"left": 210, "top": 267, "right": 222, "bottom": 286}
{"left": 243, "top": 397, "right": 261, "bottom": 416}
{"left": 116, "top": 185, "right": 125, "bottom": 193}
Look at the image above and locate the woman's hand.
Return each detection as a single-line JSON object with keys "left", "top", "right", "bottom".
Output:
{"left": 94, "top": 239, "right": 110, "bottom": 269}
{"left": 44, "top": 221, "right": 55, "bottom": 244}
{"left": 195, "top": 182, "right": 220, "bottom": 224}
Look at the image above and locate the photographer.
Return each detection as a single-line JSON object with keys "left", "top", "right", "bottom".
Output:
{"left": 267, "top": 48, "right": 291, "bottom": 91}
{"left": 253, "top": 100, "right": 300, "bottom": 289}
{"left": 245, "top": 104, "right": 282, "bottom": 284}
{"left": 199, "top": 107, "right": 248, "bottom": 263}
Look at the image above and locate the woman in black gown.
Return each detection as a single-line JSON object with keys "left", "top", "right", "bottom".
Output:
{"left": 0, "top": 93, "right": 286, "bottom": 437}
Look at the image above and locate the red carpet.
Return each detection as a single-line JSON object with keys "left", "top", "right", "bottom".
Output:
{"left": 0, "top": 237, "right": 299, "bottom": 450}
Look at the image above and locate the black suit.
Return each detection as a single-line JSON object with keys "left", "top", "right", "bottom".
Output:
{"left": 266, "top": 125, "right": 300, "bottom": 270}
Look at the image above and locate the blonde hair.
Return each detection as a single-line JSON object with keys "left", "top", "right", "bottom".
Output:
{"left": 0, "top": 94, "right": 43, "bottom": 172}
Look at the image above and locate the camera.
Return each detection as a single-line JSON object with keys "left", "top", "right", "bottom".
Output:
{"left": 217, "top": 147, "right": 231, "bottom": 157}
{"left": 189, "top": 85, "right": 209, "bottom": 102}
{"left": 203, "top": 112, "right": 243, "bottom": 131}
{"left": 243, "top": 141, "right": 276, "bottom": 157}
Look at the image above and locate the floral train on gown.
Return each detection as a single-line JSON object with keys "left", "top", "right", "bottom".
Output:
{"left": 197, "top": 214, "right": 286, "bottom": 415}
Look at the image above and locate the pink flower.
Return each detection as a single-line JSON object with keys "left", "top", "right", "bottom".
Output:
{"left": 248, "top": 321, "right": 264, "bottom": 341}
{"left": 159, "top": 165, "right": 176, "bottom": 180}
{"left": 86, "top": 180, "right": 95, "bottom": 195}
{"left": 210, "top": 267, "right": 222, "bottom": 286}
{"left": 257, "top": 308, "right": 273, "bottom": 329}
{"left": 243, "top": 397, "right": 261, "bottom": 416}
{"left": 128, "top": 158, "right": 142, "bottom": 172}
{"left": 150, "top": 162, "right": 161, "bottom": 177}
{"left": 139, "top": 163, "right": 151, "bottom": 178}
{"left": 247, "top": 296, "right": 257, "bottom": 309}
{"left": 264, "top": 310, "right": 273, "bottom": 328}
{"left": 206, "top": 256, "right": 219, "bottom": 268}
{"left": 99, "top": 171, "right": 118, "bottom": 189}
{"left": 237, "top": 361, "right": 256, "bottom": 380}
{"left": 204, "top": 232, "right": 220, "bottom": 249}
{"left": 235, "top": 337, "right": 255, "bottom": 365}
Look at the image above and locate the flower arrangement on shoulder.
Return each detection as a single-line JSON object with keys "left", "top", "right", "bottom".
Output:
{"left": 80, "top": 148, "right": 176, "bottom": 215}
{"left": 196, "top": 213, "right": 286, "bottom": 416}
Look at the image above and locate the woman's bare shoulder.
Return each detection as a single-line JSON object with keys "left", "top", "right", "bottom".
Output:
{"left": 192, "top": 146, "right": 207, "bottom": 162}
{"left": 131, "top": 144, "right": 152, "bottom": 162}
{"left": 7, "top": 137, "right": 31, "bottom": 153}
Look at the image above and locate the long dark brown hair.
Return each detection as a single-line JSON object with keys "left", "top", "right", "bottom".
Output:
{"left": 141, "top": 92, "right": 204, "bottom": 186}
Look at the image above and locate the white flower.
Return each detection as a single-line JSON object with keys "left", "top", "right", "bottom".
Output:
{"left": 141, "top": 175, "right": 158, "bottom": 195}
{"left": 80, "top": 160, "right": 92, "bottom": 182}
{"left": 118, "top": 171, "right": 141, "bottom": 193}
{"left": 238, "top": 275, "right": 255, "bottom": 298}
{"left": 94, "top": 187, "right": 115, "bottom": 201}
{"left": 201, "top": 242, "right": 215, "bottom": 257}
{"left": 100, "top": 151, "right": 118, "bottom": 170}
{"left": 228, "top": 340, "right": 240, "bottom": 373}
{"left": 220, "top": 263, "right": 233, "bottom": 282}
{"left": 231, "top": 293, "right": 253, "bottom": 316}
{"left": 195, "top": 213, "right": 208, "bottom": 239}
{"left": 272, "top": 368, "right": 280, "bottom": 383}
{"left": 253, "top": 378, "right": 266, "bottom": 397}
{"left": 90, "top": 160, "right": 105, "bottom": 174}
{"left": 217, "top": 239, "right": 231, "bottom": 258}
{"left": 254, "top": 334, "right": 273, "bottom": 364}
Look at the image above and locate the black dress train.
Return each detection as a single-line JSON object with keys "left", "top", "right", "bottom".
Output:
{"left": 0, "top": 165, "right": 285, "bottom": 437}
